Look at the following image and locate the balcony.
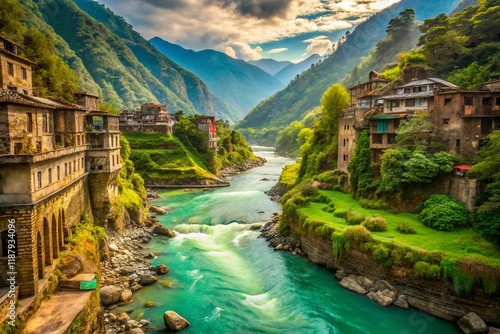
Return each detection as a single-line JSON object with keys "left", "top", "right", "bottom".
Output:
{"left": 0, "top": 145, "right": 88, "bottom": 164}
{"left": 463, "top": 105, "right": 500, "bottom": 117}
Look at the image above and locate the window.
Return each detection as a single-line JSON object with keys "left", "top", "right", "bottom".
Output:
{"left": 27, "top": 113, "right": 33, "bottom": 132}
{"left": 37, "top": 171, "right": 42, "bottom": 189}
{"left": 406, "top": 99, "right": 415, "bottom": 107}
{"left": 42, "top": 114, "right": 49, "bottom": 133}
{"left": 443, "top": 118, "right": 450, "bottom": 124}
{"left": 7, "top": 63, "right": 14, "bottom": 76}
{"left": 444, "top": 98, "right": 452, "bottom": 105}
{"left": 48, "top": 168, "right": 52, "bottom": 184}
{"left": 376, "top": 120, "right": 389, "bottom": 133}
{"left": 21, "top": 67, "right": 27, "bottom": 80}
{"left": 81, "top": 158, "right": 84, "bottom": 170}
{"left": 391, "top": 100, "right": 400, "bottom": 108}
{"left": 57, "top": 166, "right": 60, "bottom": 180}
{"left": 14, "top": 142, "right": 22, "bottom": 154}
{"left": 456, "top": 139, "right": 461, "bottom": 147}
{"left": 73, "top": 160, "right": 76, "bottom": 173}
{"left": 482, "top": 97, "right": 492, "bottom": 106}
{"left": 464, "top": 97, "right": 474, "bottom": 106}
{"left": 22, "top": 89, "right": 28, "bottom": 95}
{"left": 496, "top": 97, "right": 500, "bottom": 107}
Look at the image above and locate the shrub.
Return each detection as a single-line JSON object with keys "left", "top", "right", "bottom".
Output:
{"left": 298, "top": 181, "right": 318, "bottom": 197}
{"left": 397, "top": 221, "right": 417, "bottom": 234}
{"left": 419, "top": 195, "right": 470, "bottom": 231}
{"left": 333, "top": 209, "right": 347, "bottom": 218}
{"left": 346, "top": 209, "right": 366, "bottom": 225}
{"left": 322, "top": 202, "right": 336, "bottom": 213}
{"left": 342, "top": 225, "right": 372, "bottom": 247}
{"left": 362, "top": 217, "right": 387, "bottom": 232}
{"left": 372, "top": 245, "right": 390, "bottom": 266}
{"left": 414, "top": 261, "right": 441, "bottom": 279}
{"left": 358, "top": 198, "right": 390, "bottom": 210}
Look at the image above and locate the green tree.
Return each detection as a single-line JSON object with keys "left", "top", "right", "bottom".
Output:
{"left": 319, "top": 84, "right": 350, "bottom": 143}
{"left": 348, "top": 130, "right": 374, "bottom": 197}
{"left": 471, "top": 130, "right": 500, "bottom": 245}
{"left": 395, "top": 110, "right": 432, "bottom": 147}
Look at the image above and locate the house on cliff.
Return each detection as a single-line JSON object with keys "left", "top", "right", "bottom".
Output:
{"left": 0, "top": 37, "right": 122, "bottom": 313}
{"left": 0, "top": 35, "right": 33, "bottom": 96}
{"left": 196, "top": 115, "right": 218, "bottom": 150}
{"left": 119, "top": 102, "right": 176, "bottom": 133}
{"left": 338, "top": 71, "right": 389, "bottom": 173}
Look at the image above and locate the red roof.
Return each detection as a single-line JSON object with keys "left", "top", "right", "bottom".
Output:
{"left": 453, "top": 165, "right": 471, "bottom": 171}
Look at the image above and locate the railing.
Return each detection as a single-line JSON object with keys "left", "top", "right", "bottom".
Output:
{"left": 0, "top": 145, "right": 88, "bottom": 164}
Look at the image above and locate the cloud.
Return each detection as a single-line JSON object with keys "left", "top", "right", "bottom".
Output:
{"left": 293, "top": 35, "right": 332, "bottom": 62}
{"left": 205, "top": 0, "right": 295, "bottom": 19}
{"left": 225, "top": 43, "right": 263, "bottom": 61}
{"left": 269, "top": 48, "right": 288, "bottom": 54}
{"left": 97, "top": 0, "right": 399, "bottom": 59}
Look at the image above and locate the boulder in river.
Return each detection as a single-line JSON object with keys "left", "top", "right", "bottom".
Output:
{"left": 153, "top": 225, "right": 176, "bottom": 237}
{"left": 163, "top": 310, "right": 190, "bottom": 331}
{"left": 150, "top": 205, "right": 168, "bottom": 215}
{"left": 457, "top": 312, "right": 487, "bottom": 334}
{"left": 100, "top": 285, "right": 123, "bottom": 306}
{"left": 140, "top": 274, "right": 157, "bottom": 285}
{"left": 367, "top": 289, "right": 397, "bottom": 307}
{"left": 393, "top": 295, "right": 409, "bottom": 309}
{"left": 155, "top": 264, "right": 169, "bottom": 275}
{"left": 339, "top": 275, "right": 367, "bottom": 295}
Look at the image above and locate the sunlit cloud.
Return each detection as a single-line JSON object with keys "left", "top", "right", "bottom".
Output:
{"left": 96, "top": 0, "right": 400, "bottom": 60}
{"left": 269, "top": 48, "right": 289, "bottom": 54}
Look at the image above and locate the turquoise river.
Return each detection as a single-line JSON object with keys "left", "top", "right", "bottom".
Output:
{"left": 121, "top": 147, "right": 461, "bottom": 334}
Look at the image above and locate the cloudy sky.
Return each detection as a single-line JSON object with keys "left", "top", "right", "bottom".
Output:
{"left": 97, "top": 0, "right": 400, "bottom": 62}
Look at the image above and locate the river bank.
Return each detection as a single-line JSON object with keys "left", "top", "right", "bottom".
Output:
{"left": 260, "top": 216, "right": 500, "bottom": 333}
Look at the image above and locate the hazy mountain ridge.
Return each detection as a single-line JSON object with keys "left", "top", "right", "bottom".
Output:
{"left": 274, "top": 54, "right": 323, "bottom": 84}
{"left": 149, "top": 37, "right": 285, "bottom": 117}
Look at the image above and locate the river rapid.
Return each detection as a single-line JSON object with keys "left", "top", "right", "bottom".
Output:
{"left": 123, "top": 147, "right": 460, "bottom": 334}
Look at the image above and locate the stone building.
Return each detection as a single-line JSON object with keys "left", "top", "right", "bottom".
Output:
{"left": 119, "top": 102, "right": 175, "bottom": 133}
{"left": 0, "top": 37, "right": 122, "bottom": 301}
{"left": 196, "top": 115, "right": 218, "bottom": 150}
{"left": 432, "top": 85, "right": 500, "bottom": 163}
{"left": 369, "top": 78, "right": 457, "bottom": 163}
{"left": 338, "top": 71, "right": 389, "bottom": 173}
{"left": 0, "top": 35, "right": 33, "bottom": 95}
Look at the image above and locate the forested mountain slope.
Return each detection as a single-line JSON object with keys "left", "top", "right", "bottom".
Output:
{"left": 236, "top": 0, "right": 462, "bottom": 141}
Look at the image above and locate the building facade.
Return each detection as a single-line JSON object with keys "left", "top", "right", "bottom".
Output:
{"left": 338, "top": 71, "right": 389, "bottom": 173}
{"left": 119, "top": 103, "right": 175, "bottom": 133}
{"left": 0, "top": 36, "right": 33, "bottom": 95}
{"left": 196, "top": 116, "right": 218, "bottom": 150}
{"left": 0, "top": 37, "right": 121, "bottom": 299}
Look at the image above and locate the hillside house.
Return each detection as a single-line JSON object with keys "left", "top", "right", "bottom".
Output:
{"left": 338, "top": 71, "right": 389, "bottom": 173}
{"left": 370, "top": 78, "right": 457, "bottom": 163}
{"left": 432, "top": 85, "right": 500, "bottom": 162}
{"left": 119, "top": 102, "right": 175, "bottom": 133}
{"left": 196, "top": 115, "right": 217, "bottom": 149}
{"left": 0, "top": 35, "right": 33, "bottom": 96}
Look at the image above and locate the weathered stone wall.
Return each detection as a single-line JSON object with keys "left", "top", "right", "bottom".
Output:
{"left": 87, "top": 171, "right": 120, "bottom": 228}
{"left": 294, "top": 227, "right": 500, "bottom": 325}
{"left": 0, "top": 177, "right": 92, "bottom": 297}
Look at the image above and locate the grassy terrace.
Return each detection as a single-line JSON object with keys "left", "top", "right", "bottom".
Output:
{"left": 297, "top": 190, "right": 500, "bottom": 267}
{"left": 123, "top": 132, "right": 218, "bottom": 183}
